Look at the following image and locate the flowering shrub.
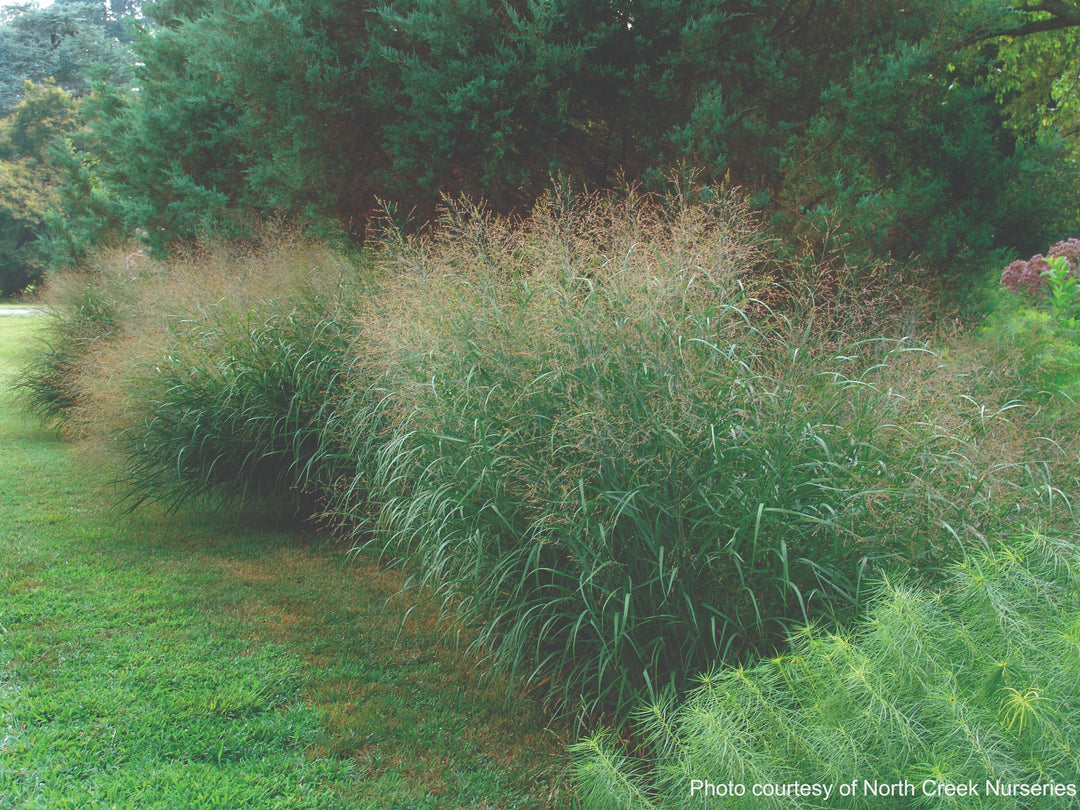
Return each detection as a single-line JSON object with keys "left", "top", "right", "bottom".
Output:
{"left": 1001, "top": 239, "right": 1080, "bottom": 329}
{"left": 1000, "top": 256, "right": 1048, "bottom": 295}
{"left": 1049, "top": 237, "right": 1080, "bottom": 264}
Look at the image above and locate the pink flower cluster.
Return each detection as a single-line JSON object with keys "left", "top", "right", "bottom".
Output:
{"left": 1001, "top": 255, "right": 1051, "bottom": 295}
{"left": 1001, "top": 239, "right": 1080, "bottom": 296}
{"left": 1049, "top": 238, "right": 1080, "bottom": 271}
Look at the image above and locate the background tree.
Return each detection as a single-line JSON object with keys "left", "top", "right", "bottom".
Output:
{"left": 49, "top": 0, "right": 1080, "bottom": 279}
{"left": 58, "top": 0, "right": 380, "bottom": 254}
{"left": 984, "top": 7, "right": 1080, "bottom": 241}
{"left": 0, "top": 80, "right": 79, "bottom": 296}
{"left": 0, "top": 2, "right": 136, "bottom": 117}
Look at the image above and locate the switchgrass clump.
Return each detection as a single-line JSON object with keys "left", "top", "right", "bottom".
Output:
{"left": 572, "top": 531, "right": 1080, "bottom": 808}
{"left": 20, "top": 231, "right": 372, "bottom": 518}
{"left": 108, "top": 234, "right": 370, "bottom": 517}
{"left": 121, "top": 290, "right": 359, "bottom": 516}
{"left": 16, "top": 265, "right": 131, "bottom": 425}
{"left": 20, "top": 191, "right": 1080, "bottom": 733}
{"left": 346, "top": 191, "right": 1062, "bottom": 723}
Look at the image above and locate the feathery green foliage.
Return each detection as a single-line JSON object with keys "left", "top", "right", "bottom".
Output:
{"left": 573, "top": 532, "right": 1080, "bottom": 808}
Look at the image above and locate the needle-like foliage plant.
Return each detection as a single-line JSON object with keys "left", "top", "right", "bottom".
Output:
{"left": 573, "top": 531, "right": 1080, "bottom": 808}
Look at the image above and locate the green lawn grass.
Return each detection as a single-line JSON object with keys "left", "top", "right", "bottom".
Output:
{"left": 0, "top": 313, "right": 572, "bottom": 809}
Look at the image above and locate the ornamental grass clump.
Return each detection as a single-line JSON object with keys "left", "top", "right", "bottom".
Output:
{"left": 347, "top": 190, "right": 1050, "bottom": 723}
{"left": 17, "top": 262, "right": 131, "bottom": 425}
{"left": 111, "top": 234, "right": 373, "bottom": 517}
{"left": 573, "top": 531, "right": 1080, "bottom": 809}
{"left": 21, "top": 192, "right": 1080, "bottom": 735}
{"left": 20, "top": 231, "right": 373, "bottom": 518}
{"left": 120, "top": 291, "right": 359, "bottom": 515}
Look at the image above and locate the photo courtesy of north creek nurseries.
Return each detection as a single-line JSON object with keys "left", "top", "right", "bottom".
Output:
{"left": 4, "top": 1, "right": 1080, "bottom": 808}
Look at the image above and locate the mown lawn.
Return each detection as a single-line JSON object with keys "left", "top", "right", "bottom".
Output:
{"left": 0, "top": 312, "right": 572, "bottom": 809}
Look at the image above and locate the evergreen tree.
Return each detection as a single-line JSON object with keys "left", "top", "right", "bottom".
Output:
{"left": 0, "top": 81, "right": 79, "bottom": 295}
{"left": 61, "top": 0, "right": 380, "bottom": 251}
{"left": 0, "top": 2, "right": 136, "bottom": 116}
{"left": 56, "top": 0, "right": 1080, "bottom": 275}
